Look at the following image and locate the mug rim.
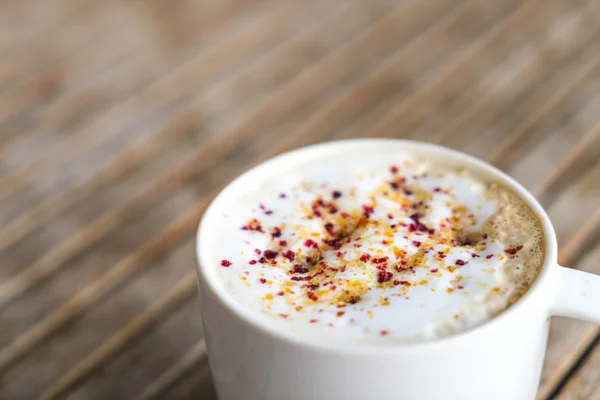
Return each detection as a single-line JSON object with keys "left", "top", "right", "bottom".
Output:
{"left": 196, "top": 138, "right": 558, "bottom": 355}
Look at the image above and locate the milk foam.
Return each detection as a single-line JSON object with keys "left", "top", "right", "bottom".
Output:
{"left": 212, "top": 152, "right": 544, "bottom": 343}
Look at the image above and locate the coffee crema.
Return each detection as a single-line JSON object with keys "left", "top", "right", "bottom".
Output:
{"left": 212, "top": 152, "right": 544, "bottom": 343}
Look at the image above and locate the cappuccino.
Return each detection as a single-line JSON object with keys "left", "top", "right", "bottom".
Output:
{"left": 211, "top": 150, "right": 544, "bottom": 343}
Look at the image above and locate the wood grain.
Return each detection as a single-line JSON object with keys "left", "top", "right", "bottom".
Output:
{"left": 0, "top": 0, "right": 599, "bottom": 399}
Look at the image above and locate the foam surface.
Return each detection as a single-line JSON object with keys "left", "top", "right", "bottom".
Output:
{"left": 209, "top": 152, "right": 544, "bottom": 343}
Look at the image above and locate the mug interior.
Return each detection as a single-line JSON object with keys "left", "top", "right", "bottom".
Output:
{"left": 196, "top": 139, "right": 558, "bottom": 354}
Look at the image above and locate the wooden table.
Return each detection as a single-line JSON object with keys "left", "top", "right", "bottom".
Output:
{"left": 1, "top": 0, "right": 599, "bottom": 398}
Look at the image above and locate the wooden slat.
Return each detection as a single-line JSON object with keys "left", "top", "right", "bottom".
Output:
{"left": 323, "top": 0, "right": 541, "bottom": 144}
{"left": 0, "top": 1, "right": 119, "bottom": 92}
{"left": 533, "top": 129, "right": 600, "bottom": 206}
{"left": 133, "top": 341, "right": 207, "bottom": 400}
{"left": 0, "top": 0, "right": 311, "bottom": 201}
{"left": 0, "top": 200, "right": 204, "bottom": 372}
{"left": 0, "top": 0, "right": 242, "bottom": 98}
{"left": 0, "top": 0, "right": 96, "bottom": 54}
{"left": 152, "top": 358, "right": 217, "bottom": 400}
{"left": 35, "top": 274, "right": 197, "bottom": 400}
{"left": 327, "top": 0, "right": 592, "bottom": 146}
{"left": 0, "top": 0, "right": 264, "bottom": 152}
{"left": 361, "top": 0, "right": 546, "bottom": 140}
{"left": 531, "top": 128, "right": 600, "bottom": 200}
{"left": 240, "top": 0, "right": 511, "bottom": 163}
{"left": 429, "top": 1, "right": 600, "bottom": 147}
{"left": 488, "top": 60, "right": 600, "bottom": 167}
{"left": 355, "top": 0, "right": 599, "bottom": 149}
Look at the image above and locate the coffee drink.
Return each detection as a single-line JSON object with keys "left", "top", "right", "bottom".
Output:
{"left": 211, "top": 150, "right": 544, "bottom": 343}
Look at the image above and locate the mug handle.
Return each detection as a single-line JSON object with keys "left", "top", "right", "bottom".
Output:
{"left": 550, "top": 265, "right": 600, "bottom": 323}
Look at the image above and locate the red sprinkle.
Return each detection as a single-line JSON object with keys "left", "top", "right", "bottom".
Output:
{"left": 380, "top": 330, "right": 390, "bottom": 336}
{"left": 282, "top": 250, "right": 295, "bottom": 261}
{"left": 264, "top": 250, "right": 278, "bottom": 259}
{"left": 324, "top": 239, "right": 342, "bottom": 250}
{"left": 505, "top": 245, "right": 523, "bottom": 255}
{"left": 362, "top": 205, "right": 375, "bottom": 218}
{"left": 220, "top": 260, "right": 232, "bottom": 267}
{"left": 278, "top": 240, "right": 288, "bottom": 247}
{"left": 291, "top": 264, "right": 309, "bottom": 274}
{"left": 430, "top": 268, "right": 439, "bottom": 273}
{"left": 390, "top": 165, "right": 399, "bottom": 174}
{"left": 332, "top": 190, "right": 342, "bottom": 199}
{"left": 258, "top": 257, "right": 267, "bottom": 264}
{"left": 377, "top": 271, "right": 393, "bottom": 283}
{"left": 324, "top": 223, "right": 336, "bottom": 236}
{"left": 376, "top": 263, "right": 388, "bottom": 271}
{"left": 412, "top": 240, "right": 422, "bottom": 248}
{"left": 271, "top": 227, "right": 282, "bottom": 238}
{"left": 486, "top": 254, "right": 494, "bottom": 260}
{"left": 304, "top": 239, "right": 318, "bottom": 248}
{"left": 372, "top": 257, "right": 389, "bottom": 264}
{"left": 456, "top": 259, "right": 466, "bottom": 266}
{"left": 241, "top": 219, "right": 263, "bottom": 232}
{"left": 360, "top": 253, "right": 371, "bottom": 262}
{"left": 249, "top": 260, "right": 257, "bottom": 265}
{"left": 259, "top": 278, "right": 267, "bottom": 284}
{"left": 254, "top": 249, "right": 262, "bottom": 255}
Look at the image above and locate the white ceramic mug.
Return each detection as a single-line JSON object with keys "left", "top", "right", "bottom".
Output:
{"left": 196, "top": 139, "right": 600, "bottom": 400}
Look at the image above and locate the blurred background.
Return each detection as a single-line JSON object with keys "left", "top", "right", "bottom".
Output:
{"left": 1, "top": 0, "right": 600, "bottom": 399}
